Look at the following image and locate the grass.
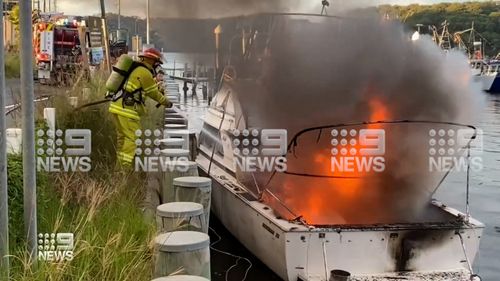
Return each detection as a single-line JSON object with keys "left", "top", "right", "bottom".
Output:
{"left": 5, "top": 52, "right": 20, "bottom": 79}
{"left": 7, "top": 69, "right": 164, "bottom": 280}
{"left": 9, "top": 172, "right": 156, "bottom": 281}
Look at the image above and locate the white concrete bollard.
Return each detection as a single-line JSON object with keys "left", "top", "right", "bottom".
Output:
{"left": 165, "top": 118, "right": 188, "bottom": 125}
{"left": 68, "top": 97, "right": 79, "bottom": 107}
{"left": 160, "top": 149, "right": 191, "bottom": 161}
{"left": 165, "top": 124, "right": 188, "bottom": 130}
{"left": 173, "top": 177, "right": 212, "bottom": 228}
{"left": 6, "top": 129, "right": 22, "bottom": 154}
{"left": 154, "top": 231, "right": 210, "bottom": 279}
{"left": 159, "top": 138, "right": 187, "bottom": 149}
{"left": 156, "top": 202, "right": 207, "bottom": 233}
{"left": 161, "top": 161, "right": 198, "bottom": 203}
{"left": 151, "top": 276, "right": 209, "bottom": 281}
{"left": 43, "top": 108, "right": 56, "bottom": 133}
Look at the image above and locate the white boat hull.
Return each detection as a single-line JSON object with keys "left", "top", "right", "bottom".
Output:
{"left": 193, "top": 77, "right": 485, "bottom": 280}
{"left": 481, "top": 73, "right": 497, "bottom": 91}
{"left": 197, "top": 154, "right": 483, "bottom": 281}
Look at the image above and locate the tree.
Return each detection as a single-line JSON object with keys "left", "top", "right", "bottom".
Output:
{"left": 7, "top": 5, "right": 20, "bottom": 48}
{"left": 378, "top": 2, "right": 500, "bottom": 57}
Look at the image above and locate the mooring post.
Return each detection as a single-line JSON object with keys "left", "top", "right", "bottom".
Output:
{"left": 183, "top": 81, "right": 189, "bottom": 98}
{"left": 192, "top": 82, "right": 197, "bottom": 97}
{"left": 202, "top": 84, "right": 208, "bottom": 100}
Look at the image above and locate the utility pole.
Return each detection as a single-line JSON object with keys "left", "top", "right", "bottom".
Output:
{"left": 135, "top": 17, "right": 138, "bottom": 35}
{"left": 117, "top": 0, "right": 121, "bottom": 29}
{"left": 100, "top": 0, "right": 112, "bottom": 73}
{"left": 214, "top": 24, "right": 223, "bottom": 87}
{"left": 20, "top": 0, "right": 38, "bottom": 266}
{"left": 146, "top": 0, "right": 150, "bottom": 45}
{"left": 0, "top": 0, "right": 10, "bottom": 277}
{"left": 214, "top": 25, "right": 221, "bottom": 71}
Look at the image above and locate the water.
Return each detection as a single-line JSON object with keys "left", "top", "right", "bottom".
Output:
{"left": 434, "top": 94, "right": 500, "bottom": 281}
{"left": 163, "top": 52, "right": 214, "bottom": 78}
{"left": 168, "top": 52, "right": 500, "bottom": 280}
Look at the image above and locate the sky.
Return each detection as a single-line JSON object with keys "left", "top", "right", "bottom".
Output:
{"left": 55, "top": 0, "right": 493, "bottom": 18}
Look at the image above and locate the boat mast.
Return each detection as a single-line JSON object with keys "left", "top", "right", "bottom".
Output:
{"left": 320, "top": 0, "right": 329, "bottom": 16}
{"left": 439, "top": 20, "right": 452, "bottom": 51}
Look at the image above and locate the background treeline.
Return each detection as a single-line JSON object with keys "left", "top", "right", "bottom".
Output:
{"left": 379, "top": 2, "right": 500, "bottom": 57}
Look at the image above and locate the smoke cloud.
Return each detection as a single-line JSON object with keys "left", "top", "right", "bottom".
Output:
{"left": 59, "top": 0, "right": 319, "bottom": 18}
{"left": 227, "top": 13, "right": 483, "bottom": 225}
{"left": 58, "top": 0, "right": 484, "bottom": 19}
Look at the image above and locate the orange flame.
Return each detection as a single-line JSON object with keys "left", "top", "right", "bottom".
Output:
{"left": 269, "top": 96, "right": 392, "bottom": 225}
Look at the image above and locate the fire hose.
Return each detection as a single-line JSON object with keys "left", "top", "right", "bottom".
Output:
{"left": 75, "top": 88, "right": 170, "bottom": 111}
{"left": 75, "top": 99, "right": 167, "bottom": 111}
{"left": 74, "top": 99, "right": 112, "bottom": 110}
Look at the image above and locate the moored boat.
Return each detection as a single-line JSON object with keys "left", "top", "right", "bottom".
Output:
{"left": 196, "top": 13, "right": 484, "bottom": 281}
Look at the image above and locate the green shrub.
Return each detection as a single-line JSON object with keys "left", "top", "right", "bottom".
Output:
{"left": 8, "top": 154, "right": 50, "bottom": 249}
{"left": 5, "top": 53, "right": 20, "bottom": 79}
{"left": 7, "top": 154, "right": 24, "bottom": 247}
{"left": 9, "top": 71, "right": 156, "bottom": 281}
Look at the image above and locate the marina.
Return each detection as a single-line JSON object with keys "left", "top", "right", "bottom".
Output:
{"left": 1, "top": 1, "right": 500, "bottom": 281}
{"left": 168, "top": 58, "right": 500, "bottom": 281}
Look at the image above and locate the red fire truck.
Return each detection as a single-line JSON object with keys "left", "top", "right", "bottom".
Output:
{"left": 34, "top": 15, "right": 88, "bottom": 86}
{"left": 34, "top": 14, "right": 130, "bottom": 86}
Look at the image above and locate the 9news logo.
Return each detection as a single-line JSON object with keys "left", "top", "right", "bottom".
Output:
{"left": 232, "top": 129, "right": 287, "bottom": 173}
{"left": 134, "top": 129, "right": 190, "bottom": 172}
{"left": 36, "top": 129, "right": 92, "bottom": 172}
{"left": 330, "top": 128, "right": 386, "bottom": 173}
{"left": 428, "top": 128, "right": 483, "bottom": 172}
{"left": 37, "top": 232, "right": 74, "bottom": 262}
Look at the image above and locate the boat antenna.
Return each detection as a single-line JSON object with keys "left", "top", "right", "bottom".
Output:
{"left": 321, "top": 0, "right": 330, "bottom": 15}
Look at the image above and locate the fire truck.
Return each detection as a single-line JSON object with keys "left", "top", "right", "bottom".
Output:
{"left": 34, "top": 14, "right": 130, "bottom": 86}
{"left": 34, "top": 15, "right": 89, "bottom": 86}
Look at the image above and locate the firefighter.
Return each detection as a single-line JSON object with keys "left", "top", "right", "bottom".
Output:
{"left": 155, "top": 69, "right": 165, "bottom": 83}
{"left": 155, "top": 69, "right": 166, "bottom": 94}
{"left": 108, "top": 48, "right": 172, "bottom": 168}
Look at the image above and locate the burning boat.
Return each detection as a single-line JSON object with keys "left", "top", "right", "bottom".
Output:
{"left": 196, "top": 13, "right": 484, "bottom": 280}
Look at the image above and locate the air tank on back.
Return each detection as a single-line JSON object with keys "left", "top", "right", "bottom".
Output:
{"left": 105, "top": 54, "right": 135, "bottom": 93}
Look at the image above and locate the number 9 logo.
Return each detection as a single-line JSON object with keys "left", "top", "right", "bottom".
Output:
{"left": 65, "top": 129, "right": 91, "bottom": 156}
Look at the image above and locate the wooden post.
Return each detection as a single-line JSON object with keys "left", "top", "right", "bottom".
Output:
{"left": 100, "top": 0, "right": 112, "bottom": 73}
{"left": 78, "top": 26, "right": 89, "bottom": 72}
